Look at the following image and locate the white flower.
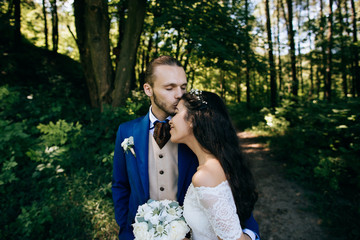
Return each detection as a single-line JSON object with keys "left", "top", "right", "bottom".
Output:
{"left": 133, "top": 222, "right": 152, "bottom": 240}
{"left": 45, "top": 146, "right": 59, "bottom": 154}
{"left": 168, "top": 221, "right": 190, "bottom": 240}
{"left": 148, "top": 214, "right": 160, "bottom": 225}
{"left": 156, "top": 224, "right": 165, "bottom": 235}
{"left": 133, "top": 199, "right": 190, "bottom": 240}
{"left": 121, "top": 136, "right": 136, "bottom": 157}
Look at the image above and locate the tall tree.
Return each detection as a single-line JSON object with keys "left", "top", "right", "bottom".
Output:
{"left": 337, "top": 0, "right": 348, "bottom": 97}
{"left": 350, "top": 0, "right": 359, "bottom": 96}
{"left": 236, "top": 67, "right": 242, "bottom": 103}
{"left": 276, "top": 0, "right": 283, "bottom": 93}
{"left": 112, "top": 0, "right": 127, "bottom": 63}
{"left": 286, "top": 0, "right": 298, "bottom": 97}
{"left": 50, "top": 0, "right": 59, "bottom": 52}
{"left": 265, "top": 0, "right": 277, "bottom": 107}
{"left": 42, "top": 0, "right": 49, "bottom": 49}
{"left": 306, "top": 0, "right": 314, "bottom": 97}
{"left": 244, "top": 0, "right": 252, "bottom": 108}
{"left": 296, "top": 0, "right": 304, "bottom": 95}
{"left": 74, "top": 0, "right": 113, "bottom": 109}
{"left": 319, "top": 0, "right": 327, "bottom": 99}
{"left": 112, "top": 0, "right": 147, "bottom": 107}
{"left": 325, "top": 0, "right": 334, "bottom": 101}
{"left": 13, "top": 0, "right": 21, "bottom": 45}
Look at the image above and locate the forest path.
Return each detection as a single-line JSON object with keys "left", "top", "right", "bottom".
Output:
{"left": 238, "top": 131, "right": 335, "bottom": 240}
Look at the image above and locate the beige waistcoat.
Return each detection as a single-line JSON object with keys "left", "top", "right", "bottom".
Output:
{"left": 148, "top": 134, "right": 178, "bottom": 201}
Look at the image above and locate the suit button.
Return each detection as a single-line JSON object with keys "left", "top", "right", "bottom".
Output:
{"left": 160, "top": 187, "right": 164, "bottom": 191}
{"left": 159, "top": 154, "right": 163, "bottom": 158}
{"left": 159, "top": 170, "right": 164, "bottom": 175}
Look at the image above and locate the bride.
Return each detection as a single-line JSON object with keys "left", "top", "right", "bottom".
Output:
{"left": 169, "top": 90, "right": 259, "bottom": 240}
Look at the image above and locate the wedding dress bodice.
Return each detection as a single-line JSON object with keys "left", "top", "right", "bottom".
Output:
{"left": 183, "top": 180, "right": 243, "bottom": 240}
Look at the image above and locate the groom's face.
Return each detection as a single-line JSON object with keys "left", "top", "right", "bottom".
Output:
{"left": 144, "top": 65, "right": 187, "bottom": 120}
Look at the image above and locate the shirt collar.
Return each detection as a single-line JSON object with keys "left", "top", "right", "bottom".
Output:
{"left": 149, "top": 106, "right": 172, "bottom": 130}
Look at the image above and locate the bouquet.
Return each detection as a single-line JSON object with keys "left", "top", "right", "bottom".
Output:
{"left": 133, "top": 199, "right": 190, "bottom": 240}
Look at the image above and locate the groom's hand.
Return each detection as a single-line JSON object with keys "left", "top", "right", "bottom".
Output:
{"left": 243, "top": 233, "right": 252, "bottom": 240}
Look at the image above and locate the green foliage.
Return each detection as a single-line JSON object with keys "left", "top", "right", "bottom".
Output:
{"left": 0, "top": 39, "right": 140, "bottom": 239}
{"left": 227, "top": 102, "right": 264, "bottom": 131}
{"left": 247, "top": 98, "right": 360, "bottom": 238}
{"left": 37, "top": 120, "right": 82, "bottom": 146}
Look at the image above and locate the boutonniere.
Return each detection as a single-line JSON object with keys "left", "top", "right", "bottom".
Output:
{"left": 121, "top": 136, "right": 136, "bottom": 157}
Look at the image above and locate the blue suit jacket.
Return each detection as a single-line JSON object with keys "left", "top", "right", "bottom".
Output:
{"left": 112, "top": 113, "right": 260, "bottom": 239}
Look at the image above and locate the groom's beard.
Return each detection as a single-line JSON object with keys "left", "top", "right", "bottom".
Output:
{"left": 153, "top": 92, "right": 177, "bottom": 117}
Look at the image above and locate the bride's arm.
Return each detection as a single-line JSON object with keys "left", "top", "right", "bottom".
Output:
{"left": 217, "top": 232, "right": 248, "bottom": 240}
{"left": 193, "top": 182, "right": 245, "bottom": 240}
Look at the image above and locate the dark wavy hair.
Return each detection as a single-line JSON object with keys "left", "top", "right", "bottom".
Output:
{"left": 181, "top": 90, "right": 258, "bottom": 226}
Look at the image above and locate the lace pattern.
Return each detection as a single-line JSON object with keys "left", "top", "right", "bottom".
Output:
{"left": 183, "top": 180, "right": 243, "bottom": 240}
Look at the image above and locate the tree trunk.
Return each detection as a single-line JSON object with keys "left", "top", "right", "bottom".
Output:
{"left": 319, "top": 0, "right": 327, "bottom": 99}
{"left": 183, "top": 36, "right": 193, "bottom": 74}
{"left": 175, "top": 30, "right": 181, "bottom": 61}
{"left": 325, "top": 0, "right": 333, "bottom": 101}
{"left": 114, "top": 0, "right": 127, "bottom": 63}
{"left": 112, "top": 0, "right": 147, "bottom": 107}
{"left": 265, "top": 0, "right": 277, "bottom": 108}
{"left": 219, "top": 70, "right": 226, "bottom": 99}
{"left": 337, "top": 0, "right": 348, "bottom": 98}
{"left": 350, "top": 0, "right": 359, "bottom": 96}
{"left": 316, "top": 66, "right": 321, "bottom": 98}
{"left": 296, "top": 0, "right": 304, "bottom": 95}
{"left": 14, "top": 0, "right": 21, "bottom": 45}
{"left": 236, "top": 70, "right": 241, "bottom": 103}
{"left": 50, "top": 0, "right": 59, "bottom": 53}
{"left": 154, "top": 31, "right": 159, "bottom": 58}
{"left": 307, "top": 0, "right": 314, "bottom": 97}
{"left": 286, "top": 0, "right": 298, "bottom": 97}
{"left": 245, "top": 0, "right": 251, "bottom": 108}
{"left": 74, "top": 0, "right": 113, "bottom": 109}
{"left": 145, "top": 26, "right": 155, "bottom": 68}
{"left": 276, "top": 0, "right": 283, "bottom": 93}
{"left": 42, "top": 0, "right": 49, "bottom": 49}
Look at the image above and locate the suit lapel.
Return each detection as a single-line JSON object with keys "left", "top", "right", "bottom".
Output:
{"left": 133, "top": 113, "right": 150, "bottom": 200}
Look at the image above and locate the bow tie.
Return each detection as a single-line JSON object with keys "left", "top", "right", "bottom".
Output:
{"left": 153, "top": 120, "right": 171, "bottom": 149}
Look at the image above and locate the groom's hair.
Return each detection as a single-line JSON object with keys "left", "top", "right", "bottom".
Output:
{"left": 145, "top": 56, "right": 183, "bottom": 86}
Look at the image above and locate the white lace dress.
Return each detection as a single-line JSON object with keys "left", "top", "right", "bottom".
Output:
{"left": 183, "top": 180, "right": 243, "bottom": 240}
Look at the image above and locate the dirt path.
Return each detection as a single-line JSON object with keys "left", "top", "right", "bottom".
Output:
{"left": 238, "top": 132, "right": 336, "bottom": 240}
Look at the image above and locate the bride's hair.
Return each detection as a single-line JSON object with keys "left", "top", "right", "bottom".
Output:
{"left": 181, "top": 90, "right": 258, "bottom": 226}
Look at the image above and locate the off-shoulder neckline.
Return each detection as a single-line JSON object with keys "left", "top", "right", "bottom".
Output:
{"left": 192, "top": 180, "right": 228, "bottom": 189}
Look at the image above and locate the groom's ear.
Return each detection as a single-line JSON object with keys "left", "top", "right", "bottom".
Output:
{"left": 143, "top": 83, "right": 153, "bottom": 97}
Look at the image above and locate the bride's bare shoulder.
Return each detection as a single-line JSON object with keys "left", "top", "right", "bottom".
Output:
{"left": 192, "top": 159, "right": 226, "bottom": 188}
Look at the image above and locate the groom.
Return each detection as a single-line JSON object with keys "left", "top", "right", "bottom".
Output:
{"left": 112, "top": 56, "right": 260, "bottom": 240}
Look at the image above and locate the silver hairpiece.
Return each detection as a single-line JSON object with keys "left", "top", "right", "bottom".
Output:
{"left": 189, "top": 89, "right": 208, "bottom": 105}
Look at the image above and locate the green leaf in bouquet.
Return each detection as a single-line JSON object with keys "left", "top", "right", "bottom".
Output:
{"left": 169, "top": 201, "right": 179, "bottom": 208}
{"left": 136, "top": 216, "right": 145, "bottom": 223}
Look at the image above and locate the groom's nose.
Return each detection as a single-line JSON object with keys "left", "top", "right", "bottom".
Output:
{"left": 174, "top": 87, "right": 183, "bottom": 99}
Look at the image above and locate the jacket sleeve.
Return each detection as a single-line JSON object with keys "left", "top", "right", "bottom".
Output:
{"left": 243, "top": 213, "right": 260, "bottom": 239}
{"left": 112, "top": 125, "right": 131, "bottom": 230}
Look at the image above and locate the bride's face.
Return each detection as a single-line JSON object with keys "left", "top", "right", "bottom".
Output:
{"left": 169, "top": 100, "right": 193, "bottom": 143}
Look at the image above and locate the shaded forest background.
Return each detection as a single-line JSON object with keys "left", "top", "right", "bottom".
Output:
{"left": 0, "top": 0, "right": 359, "bottom": 239}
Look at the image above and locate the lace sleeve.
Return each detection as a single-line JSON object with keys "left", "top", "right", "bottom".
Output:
{"left": 194, "top": 181, "right": 243, "bottom": 240}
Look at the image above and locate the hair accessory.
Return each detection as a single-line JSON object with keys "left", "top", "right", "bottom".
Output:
{"left": 189, "top": 89, "right": 208, "bottom": 105}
